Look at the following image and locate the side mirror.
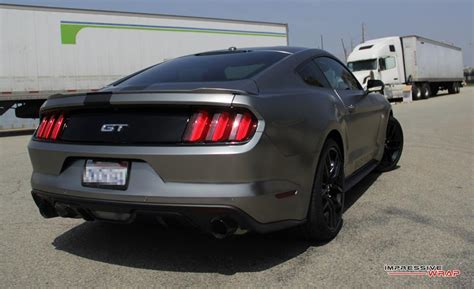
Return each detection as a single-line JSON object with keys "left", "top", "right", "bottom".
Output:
{"left": 366, "top": 79, "right": 384, "bottom": 94}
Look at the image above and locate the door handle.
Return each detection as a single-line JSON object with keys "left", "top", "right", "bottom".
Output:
{"left": 346, "top": 104, "right": 355, "bottom": 113}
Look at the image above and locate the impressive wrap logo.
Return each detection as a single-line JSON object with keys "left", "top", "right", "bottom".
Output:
{"left": 60, "top": 21, "right": 287, "bottom": 44}
{"left": 384, "top": 264, "right": 461, "bottom": 277}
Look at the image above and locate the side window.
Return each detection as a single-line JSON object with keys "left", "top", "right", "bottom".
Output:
{"left": 315, "top": 57, "right": 361, "bottom": 91}
{"left": 297, "top": 61, "right": 329, "bottom": 88}
{"left": 389, "top": 45, "right": 396, "bottom": 52}
{"left": 379, "top": 56, "right": 396, "bottom": 71}
{"left": 385, "top": 56, "right": 396, "bottom": 69}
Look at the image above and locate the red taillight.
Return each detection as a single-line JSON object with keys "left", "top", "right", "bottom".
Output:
{"left": 50, "top": 113, "right": 65, "bottom": 140}
{"left": 206, "top": 112, "right": 231, "bottom": 142}
{"left": 42, "top": 115, "right": 56, "bottom": 139}
{"left": 230, "top": 112, "right": 254, "bottom": 142}
{"left": 184, "top": 109, "right": 257, "bottom": 143}
{"left": 183, "top": 110, "right": 211, "bottom": 142}
{"left": 36, "top": 117, "right": 49, "bottom": 138}
{"left": 36, "top": 112, "right": 66, "bottom": 141}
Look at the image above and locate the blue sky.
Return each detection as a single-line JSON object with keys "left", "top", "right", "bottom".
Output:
{"left": 2, "top": 0, "right": 473, "bottom": 66}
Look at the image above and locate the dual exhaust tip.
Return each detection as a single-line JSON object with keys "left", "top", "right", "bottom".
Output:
{"left": 209, "top": 217, "right": 239, "bottom": 239}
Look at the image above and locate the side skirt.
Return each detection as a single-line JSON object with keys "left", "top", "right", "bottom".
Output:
{"left": 343, "top": 160, "right": 379, "bottom": 192}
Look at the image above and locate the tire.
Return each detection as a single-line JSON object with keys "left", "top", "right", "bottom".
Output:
{"left": 300, "top": 138, "right": 344, "bottom": 241}
{"left": 448, "top": 82, "right": 456, "bottom": 94}
{"left": 376, "top": 116, "right": 404, "bottom": 172}
{"left": 412, "top": 84, "right": 422, "bottom": 100}
{"left": 455, "top": 82, "right": 460, "bottom": 94}
{"left": 421, "top": 83, "right": 431, "bottom": 99}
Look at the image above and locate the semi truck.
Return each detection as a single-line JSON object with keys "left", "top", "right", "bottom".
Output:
{"left": 347, "top": 36, "right": 464, "bottom": 101}
{"left": 0, "top": 4, "right": 288, "bottom": 121}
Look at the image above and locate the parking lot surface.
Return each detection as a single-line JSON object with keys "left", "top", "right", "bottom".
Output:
{"left": 1, "top": 88, "right": 473, "bottom": 288}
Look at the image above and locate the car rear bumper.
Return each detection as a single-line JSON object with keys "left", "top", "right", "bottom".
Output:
{"left": 28, "top": 130, "right": 315, "bottom": 224}
{"left": 30, "top": 156, "right": 304, "bottom": 224}
{"left": 31, "top": 190, "right": 304, "bottom": 234}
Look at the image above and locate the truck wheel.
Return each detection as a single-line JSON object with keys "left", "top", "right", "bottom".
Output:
{"left": 454, "top": 82, "right": 460, "bottom": 94}
{"left": 421, "top": 83, "right": 431, "bottom": 99}
{"left": 448, "top": 82, "right": 456, "bottom": 94}
{"left": 412, "top": 84, "right": 422, "bottom": 100}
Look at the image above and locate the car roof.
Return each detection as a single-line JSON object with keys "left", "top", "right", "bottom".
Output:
{"left": 193, "top": 46, "right": 311, "bottom": 56}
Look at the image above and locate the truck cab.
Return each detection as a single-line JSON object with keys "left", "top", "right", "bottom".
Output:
{"left": 347, "top": 37, "right": 405, "bottom": 99}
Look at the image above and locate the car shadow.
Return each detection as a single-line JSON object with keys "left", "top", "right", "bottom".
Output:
{"left": 52, "top": 170, "right": 384, "bottom": 274}
{"left": 344, "top": 171, "right": 382, "bottom": 213}
{"left": 52, "top": 221, "right": 313, "bottom": 274}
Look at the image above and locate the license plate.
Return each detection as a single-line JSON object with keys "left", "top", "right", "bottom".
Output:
{"left": 82, "top": 160, "right": 129, "bottom": 189}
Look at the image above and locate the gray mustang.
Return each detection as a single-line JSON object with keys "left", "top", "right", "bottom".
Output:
{"left": 28, "top": 46, "right": 403, "bottom": 241}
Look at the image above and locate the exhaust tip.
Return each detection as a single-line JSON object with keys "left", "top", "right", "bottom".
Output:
{"left": 210, "top": 217, "right": 238, "bottom": 239}
{"left": 31, "top": 193, "right": 58, "bottom": 218}
{"left": 54, "top": 203, "right": 79, "bottom": 218}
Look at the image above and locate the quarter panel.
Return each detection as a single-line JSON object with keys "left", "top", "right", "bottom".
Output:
{"left": 233, "top": 85, "right": 345, "bottom": 219}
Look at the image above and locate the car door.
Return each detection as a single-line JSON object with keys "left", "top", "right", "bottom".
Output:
{"left": 378, "top": 55, "right": 399, "bottom": 85}
{"left": 314, "top": 57, "right": 381, "bottom": 174}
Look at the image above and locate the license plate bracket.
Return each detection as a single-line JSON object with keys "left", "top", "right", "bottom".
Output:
{"left": 82, "top": 160, "right": 130, "bottom": 190}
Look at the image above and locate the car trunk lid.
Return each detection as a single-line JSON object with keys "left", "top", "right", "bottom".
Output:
{"left": 39, "top": 88, "right": 246, "bottom": 145}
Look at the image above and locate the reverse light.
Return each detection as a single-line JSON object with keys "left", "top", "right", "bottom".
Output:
{"left": 184, "top": 109, "right": 257, "bottom": 143}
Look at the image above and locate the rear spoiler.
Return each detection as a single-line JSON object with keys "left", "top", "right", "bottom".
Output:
{"left": 48, "top": 87, "right": 257, "bottom": 101}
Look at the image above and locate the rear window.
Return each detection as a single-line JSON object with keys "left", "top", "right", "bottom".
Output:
{"left": 114, "top": 51, "right": 288, "bottom": 88}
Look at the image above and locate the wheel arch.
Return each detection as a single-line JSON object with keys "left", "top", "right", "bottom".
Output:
{"left": 325, "top": 129, "right": 345, "bottom": 164}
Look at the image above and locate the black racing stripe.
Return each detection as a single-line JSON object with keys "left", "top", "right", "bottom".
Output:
{"left": 48, "top": 93, "right": 85, "bottom": 100}
{"left": 84, "top": 92, "right": 112, "bottom": 106}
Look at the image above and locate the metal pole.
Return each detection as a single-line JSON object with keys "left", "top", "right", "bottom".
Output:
{"left": 361, "top": 22, "right": 365, "bottom": 43}
{"left": 341, "top": 38, "right": 347, "bottom": 62}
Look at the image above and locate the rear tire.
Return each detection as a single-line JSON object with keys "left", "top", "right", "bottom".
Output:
{"left": 376, "top": 116, "right": 404, "bottom": 172}
{"left": 455, "top": 82, "right": 460, "bottom": 94}
{"left": 300, "top": 139, "right": 344, "bottom": 242}
{"left": 412, "top": 84, "right": 422, "bottom": 100}
{"left": 448, "top": 82, "right": 457, "bottom": 94}
{"left": 421, "top": 83, "right": 431, "bottom": 99}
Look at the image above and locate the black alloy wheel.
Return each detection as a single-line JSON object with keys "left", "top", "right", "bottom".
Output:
{"left": 320, "top": 147, "right": 344, "bottom": 231}
{"left": 301, "top": 138, "right": 344, "bottom": 241}
{"left": 377, "top": 116, "right": 403, "bottom": 172}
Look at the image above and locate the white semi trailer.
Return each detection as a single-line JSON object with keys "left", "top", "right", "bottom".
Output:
{"left": 0, "top": 4, "right": 288, "bottom": 118}
{"left": 347, "top": 36, "right": 463, "bottom": 101}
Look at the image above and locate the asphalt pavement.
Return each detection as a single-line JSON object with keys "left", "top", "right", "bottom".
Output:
{"left": 0, "top": 87, "right": 473, "bottom": 288}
